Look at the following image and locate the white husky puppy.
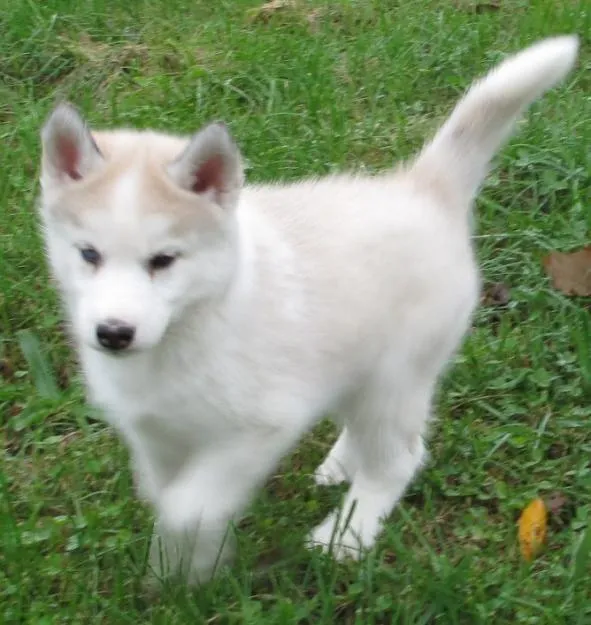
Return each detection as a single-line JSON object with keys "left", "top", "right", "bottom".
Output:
{"left": 39, "top": 36, "right": 578, "bottom": 585}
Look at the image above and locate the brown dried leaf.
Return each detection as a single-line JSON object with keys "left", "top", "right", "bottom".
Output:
{"left": 0, "top": 358, "right": 14, "bottom": 379}
{"left": 248, "top": 0, "right": 298, "bottom": 22}
{"left": 59, "top": 431, "right": 82, "bottom": 452}
{"left": 546, "top": 491, "right": 575, "bottom": 529}
{"left": 546, "top": 491, "right": 568, "bottom": 516}
{"left": 543, "top": 247, "right": 591, "bottom": 296}
{"left": 482, "top": 282, "right": 511, "bottom": 307}
{"left": 454, "top": 0, "right": 500, "bottom": 12}
{"left": 8, "top": 404, "right": 23, "bottom": 418}
{"left": 306, "top": 7, "right": 325, "bottom": 32}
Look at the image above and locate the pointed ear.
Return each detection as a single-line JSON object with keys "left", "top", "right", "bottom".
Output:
{"left": 41, "top": 103, "right": 103, "bottom": 184}
{"left": 167, "top": 122, "right": 243, "bottom": 211}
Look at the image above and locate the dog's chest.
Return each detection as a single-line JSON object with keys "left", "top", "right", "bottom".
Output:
{"left": 82, "top": 348, "right": 256, "bottom": 439}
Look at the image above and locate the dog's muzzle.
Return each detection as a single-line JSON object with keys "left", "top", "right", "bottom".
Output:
{"left": 96, "top": 319, "right": 136, "bottom": 351}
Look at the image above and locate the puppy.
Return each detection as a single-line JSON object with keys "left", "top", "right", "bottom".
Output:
{"left": 39, "top": 36, "right": 578, "bottom": 585}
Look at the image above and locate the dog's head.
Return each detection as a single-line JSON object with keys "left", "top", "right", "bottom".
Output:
{"left": 39, "top": 103, "right": 244, "bottom": 355}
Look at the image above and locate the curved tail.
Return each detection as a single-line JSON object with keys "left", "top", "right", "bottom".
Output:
{"left": 411, "top": 36, "right": 579, "bottom": 209}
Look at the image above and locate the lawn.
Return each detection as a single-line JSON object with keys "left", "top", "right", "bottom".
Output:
{"left": 1, "top": 0, "right": 590, "bottom": 623}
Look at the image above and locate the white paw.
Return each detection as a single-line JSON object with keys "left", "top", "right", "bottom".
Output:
{"left": 147, "top": 523, "right": 233, "bottom": 587}
{"left": 314, "top": 457, "right": 349, "bottom": 486}
{"left": 306, "top": 513, "right": 370, "bottom": 561}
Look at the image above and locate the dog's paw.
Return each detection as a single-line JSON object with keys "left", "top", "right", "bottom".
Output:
{"left": 313, "top": 457, "right": 349, "bottom": 486}
{"left": 306, "top": 514, "right": 366, "bottom": 561}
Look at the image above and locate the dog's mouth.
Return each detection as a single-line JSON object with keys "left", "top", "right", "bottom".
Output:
{"left": 89, "top": 342, "right": 141, "bottom": 357}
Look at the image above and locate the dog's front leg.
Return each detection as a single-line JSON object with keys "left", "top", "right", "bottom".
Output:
{"left": 147, "top": 505, "right": 234, "bottom": 588}
{"left": 146, "top": 428, "right": 293, "bottom": 586}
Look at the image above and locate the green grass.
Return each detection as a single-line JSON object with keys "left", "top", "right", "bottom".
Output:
{"left": 1, "top": 0, "right": 590, "bottom": 622}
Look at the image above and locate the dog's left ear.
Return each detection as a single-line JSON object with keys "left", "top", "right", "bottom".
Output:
{"left": 167, "top": 122, "right": 244, "bottom": 211}
{"left": 41, "top": 103, "right": 103, "bottom": 184}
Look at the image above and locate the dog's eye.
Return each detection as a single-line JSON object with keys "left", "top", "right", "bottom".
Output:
{"left": 80, "top": 246, "right": 101, "bottom": 266}
{"left": 148, "top": 254, "right": 177, "bottom": 272}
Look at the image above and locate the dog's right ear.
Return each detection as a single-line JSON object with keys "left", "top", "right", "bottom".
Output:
{"left": 167, "top": 122, "right": 244, "bottom": 211}
{"left": 41, "top": 103, "right": 103, "bottom": 184}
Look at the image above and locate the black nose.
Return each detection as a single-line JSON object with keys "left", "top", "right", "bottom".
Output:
{"left": 96, "top": 319, "right": 135, "bottom": 351}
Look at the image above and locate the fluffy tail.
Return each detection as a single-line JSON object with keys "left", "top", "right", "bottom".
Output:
{"left": 412, "top": 36, "right": 579, "bottom": 207}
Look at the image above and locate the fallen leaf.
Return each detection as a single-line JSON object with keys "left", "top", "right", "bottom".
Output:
{"left": 0, "top": 358, "right": 14, "bottom": 379}
{"left": 543, "top": 247, "right": 591, "bottom": 296}
{"left": 474, "top": 0, "right": 501, "bottom": 13}
{"left": 546, "top": 491, "right": 568, "bottom": 516}
{"left": 518, "top": 497, "right": 547, "bottom": 561}
{"left": 545, "top": 491, "right": 575, "bottom": 529}
{"left": 454, "top": 0, "right": 500, "bottom": 12}
{"left": 8, "top": 404, "right": 23, "bottom": 418}
{"left": 482, "top": 282, "right": 511, "bottom": 307}
{"left": 546, "top": 443, "right": 567, "bottom": 459}
{"left": 248, "top": 0, "right": 298, "bottom": 23}
{"left": 59, "top": 431, "right": 81, "bottom": 452}
{"left": 305, "top": 7, "right": 325, "bottom": 32}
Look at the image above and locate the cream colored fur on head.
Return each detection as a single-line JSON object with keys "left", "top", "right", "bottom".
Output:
{"left": 39, "top": 36, "right": 578, "bottom": 586}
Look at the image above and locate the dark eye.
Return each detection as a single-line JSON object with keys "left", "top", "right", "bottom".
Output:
{"left": 80, "top": 246, "right": 101, "bottom": 266}
{"left": 148, "top": 254, "right": 177, "bottom": 272}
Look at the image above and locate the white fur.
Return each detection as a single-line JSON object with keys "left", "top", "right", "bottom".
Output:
{"left": 38, "top": 37, "right": 578, "bottom": 585}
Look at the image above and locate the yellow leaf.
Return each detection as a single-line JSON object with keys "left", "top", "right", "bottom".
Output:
{"left": 518, "top": 498, "right": 547, "bottom": 561}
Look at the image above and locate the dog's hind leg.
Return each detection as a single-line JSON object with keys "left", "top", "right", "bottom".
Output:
{"left": 307, "top": 372, "right": 433, "bottom": 559}
{"left": 314, "top": 426, "right": 357, "bottom": 486}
